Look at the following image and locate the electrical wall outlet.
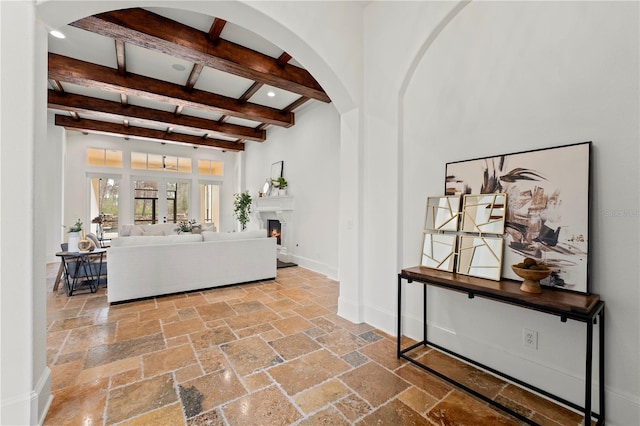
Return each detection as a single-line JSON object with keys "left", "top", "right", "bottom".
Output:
{"left": 523, "top": 328, "right": 538, "bottom": 350}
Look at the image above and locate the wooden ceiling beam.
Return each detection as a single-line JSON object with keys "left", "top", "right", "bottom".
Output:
{"left": 48, "top": 90, "right": 266, "bottom": 142}
{"left": 115, "top": 39, "right": 126, "bottom": 75}
{"left": 70, "top": 9, "right": 330, "bottom": 103}
{"left": 49, "top": 79, "right": 64, "bottom": 92}
{"left": 284, "top": 96, "right": 310, "bottom": 112}
{"left": 185, "top": 63, "right": 204, "bottom": 91}
{"left": 55, "top": 115, "right": 245, "bottom": 151}
{"left": 277, "top": 52, "right": 292, "bottom": 67}
{"left": 208, "top": 18, "right": 226, "bottom": 41}
{"left": 49, "top": 53, "right": 294, "bottom": 127}
{"left": 239, "top": 82, "right": 263, "bottom": 103}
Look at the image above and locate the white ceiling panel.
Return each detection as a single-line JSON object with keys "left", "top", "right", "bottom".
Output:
{"left": 48, "top": 25, "right": 117, "bottom": 69}
{"left": 288, "top": 58, "right": 304, "bottom": 69}
{"left": 209, "top": 134, "right": 238, "bottom": 142}
{"left": 144, "top": 7, "right": 215, "bottom": 33}
{"left": 180, "top": 107, "right": 223, "bottom": 122}
{"left": 194, "top": 67, "right": 254, "bottom": 99}
{"left": 77, "top": 113, "right": 122, "bottom": 125}
{"left": 129, "top": 120, "right": 166, "bottom": 131}
{"left": 252, "top": 85, "right": 301, "bottom": 110}
{"left": 125, "top": 43, "right": 193, "bottom": 86}
{"left": 224, "top": 116, "right": 262, "bottom": 128}
{"left": 59, "top": 82, "right": 121, "bottom": 103}
{"left": 174, "top": 127, "right": 205, "bottom": 137}
{"left": 220, "top": 22, "right": 284, "bottom": 60}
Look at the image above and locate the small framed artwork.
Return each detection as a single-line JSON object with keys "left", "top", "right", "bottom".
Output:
{"left": 445, "top": 142, "right": 591, "bottom": 293}
{"left": 271, "top": 161, "right": 284, "bottom": 180}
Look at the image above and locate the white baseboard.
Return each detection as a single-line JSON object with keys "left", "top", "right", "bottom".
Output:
{"left": 400, "top": 314, "right": 639, "bottom": 425}
{"left": 1, "top": 367, "right": 51, "bottom": 426}
{"left": 290, "top": 254, "right": 338, "bottom": 281}
{"left": 337, "top": 296, "right": 363, "bottom": 324}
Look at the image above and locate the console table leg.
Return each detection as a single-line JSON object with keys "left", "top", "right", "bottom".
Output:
{"left": 599, "top": 305, "right": 605, "bottom": 423}
{"left": 585, "top": 316, "right": 594, "bottom": 425}
{"left": 397, "top": 275, "right": 402, "bottom": 358}
{"left": 423, "top": 283, "right": 427, "bottom": 343}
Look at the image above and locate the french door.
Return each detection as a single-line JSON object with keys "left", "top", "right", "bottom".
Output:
{"left": 89, "top": 176, "right": 120, "bottom": 238}
{"left": 133, "top": 178, "right": 190, "bottom": 225}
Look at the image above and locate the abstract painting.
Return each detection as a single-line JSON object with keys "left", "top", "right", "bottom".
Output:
{"left": 445, "top": 142, "right": 591, "bottom": 293}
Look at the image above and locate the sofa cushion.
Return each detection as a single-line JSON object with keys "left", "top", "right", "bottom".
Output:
{"left": 110, "top": 234, "right": 202, "bottom": 247}
{"left": 202, "top": 229, "right": 267, "bottom": 242}
{"left": 142, "top": 225, "right": 166, "bottom": 236}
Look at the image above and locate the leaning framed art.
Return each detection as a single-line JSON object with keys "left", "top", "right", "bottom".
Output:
{"left": 445, "top": 141, "right": 591, "bottom": 293}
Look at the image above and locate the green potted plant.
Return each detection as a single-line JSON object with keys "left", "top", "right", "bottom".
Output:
{"left": 271, "top": 177, "right": 288, "bottom": 196}
{"left": 233, "top": 191, "right": 252, "bottom": 230}
{"left": 65, "top": 218, "right": 83, "bottom": 252}
{"left": 174, "top": 219, "right": 196, "bottom": 234}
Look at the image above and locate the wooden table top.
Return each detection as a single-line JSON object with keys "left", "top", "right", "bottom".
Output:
{"left": 401, "top": 266, "right": 601, "bottom": 317}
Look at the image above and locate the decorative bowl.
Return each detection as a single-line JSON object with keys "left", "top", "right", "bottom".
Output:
{"left": 77, "top": 239, "right": 95, "bottom": 253}
{"left": 511, "top": 265, "right": 551, "bottom": 294}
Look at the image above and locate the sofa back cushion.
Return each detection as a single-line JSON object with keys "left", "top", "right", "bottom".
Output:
{"left": 110, "top": 234, "right": 202, "bottom": 247}
{"left": 202, "top": 229, "right": 267, "bottom": 242}
{"left": 121, "top": 222, "right": 216, "bottom": 236}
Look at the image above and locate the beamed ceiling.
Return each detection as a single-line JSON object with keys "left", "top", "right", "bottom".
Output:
{"left": 47, "top": 7, "right": 331, "bottom": 151}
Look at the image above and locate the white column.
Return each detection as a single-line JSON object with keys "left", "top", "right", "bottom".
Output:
{"left": 1, "top": 1, "right": 51, "bottom": 424}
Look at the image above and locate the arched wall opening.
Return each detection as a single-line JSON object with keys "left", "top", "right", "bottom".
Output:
{"left": 0, "top": 2, "right": 361, "bottom": 424}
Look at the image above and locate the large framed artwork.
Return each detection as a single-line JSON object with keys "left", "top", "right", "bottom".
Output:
{"left": 445, "top": 142, "right": 591, "bottom": 293}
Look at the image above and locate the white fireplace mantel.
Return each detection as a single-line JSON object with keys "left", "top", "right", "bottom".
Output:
{"left": 254, "top": 195, "right": 294, "bottom": 215}
{"left": 254, "top": 196, "right": 294, "bottom": 261}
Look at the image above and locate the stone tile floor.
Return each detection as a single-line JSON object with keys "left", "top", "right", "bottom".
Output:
{"left": 44, "top": 264, "right": 587, "bottom": 425}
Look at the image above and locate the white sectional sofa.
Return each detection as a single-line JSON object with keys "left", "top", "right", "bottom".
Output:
{"left": 107, "top": 229, "right": 276, "bottom": 303}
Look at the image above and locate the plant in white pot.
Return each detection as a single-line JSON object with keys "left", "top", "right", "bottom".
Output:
{"left": 174, "top": 219, "right": 197, "bottom": 234}
{"left": 233, "top": 191, "right": 252, "bottom": 231}
{"left": 65, "top": 218, "right": 83, "bottom": 252}
{"left": 271, "top": 177, "right": 288, "bottom": 196}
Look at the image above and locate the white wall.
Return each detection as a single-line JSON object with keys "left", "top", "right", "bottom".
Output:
{"left": 244, "top": 102, "right": 340, "bottom": 279}
{"left": 365, "top": 1, "right": 639, "bottom": 424}
{"left": 1, "top": 2, "right": 52, "bottom": 424}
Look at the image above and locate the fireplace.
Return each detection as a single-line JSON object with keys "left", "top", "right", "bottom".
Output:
{"left": 268, "top": 219, "right": 282, "bottom": 245}
{"left": 254, "top": 196, "right": 293, "bottom": 262}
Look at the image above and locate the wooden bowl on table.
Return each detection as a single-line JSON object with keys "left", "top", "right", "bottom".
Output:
{"left": 511, "top": 265, "right": 552, "bottom": 294}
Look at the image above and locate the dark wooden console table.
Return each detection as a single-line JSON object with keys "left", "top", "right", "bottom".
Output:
{"left": 397, "top": 266, "right": 604, "bottom": 425}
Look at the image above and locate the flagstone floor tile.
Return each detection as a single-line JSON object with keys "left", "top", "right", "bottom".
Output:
{"left": 43, "top": 264, "right": 584, "bottom": 425}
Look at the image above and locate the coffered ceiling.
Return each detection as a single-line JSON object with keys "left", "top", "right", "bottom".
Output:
{"left": 47, "top": 7, "right": 331, "bottom": 151}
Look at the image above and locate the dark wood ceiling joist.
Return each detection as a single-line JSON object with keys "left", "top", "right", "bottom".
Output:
{"left": 49, "top": 53, "right": 294, "bottom": 127}
{"left": 70, "top": 8, "right": 330, "bottom": 103}
{"left": 48, "top": 90, "right": 266, "bottom": 142}
{"left": 55, "top": 115, "right": 245, "bottom": 151}
{"left": 208, "top": 18, "right": 226, "bottom": 41}
{"left": 115, "top": 39, "right": 126, "bottom": 75}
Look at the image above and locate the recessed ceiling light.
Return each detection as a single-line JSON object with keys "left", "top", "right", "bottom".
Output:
{"left": 267, "top": 91, "right": 275, "bottom": 97}
{"left": 49, "top": 30, "right": 66, "bottom": 39}
{"left": 172, "top": 64, "right": 186, "bottom": 71}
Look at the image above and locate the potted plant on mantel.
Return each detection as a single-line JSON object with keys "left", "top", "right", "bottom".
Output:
{"left": 272, "top": 177, "right": 288, "bottom": 196}
{"left": 233, "top": 191, "right": 252, "bottom": 231}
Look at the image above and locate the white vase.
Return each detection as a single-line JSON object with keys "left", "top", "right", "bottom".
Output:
{"left": 278, "top": 189, "right": 287, "bottom": 196}
{"left": 68, "top": 231, "right": 80, "bottom": 252}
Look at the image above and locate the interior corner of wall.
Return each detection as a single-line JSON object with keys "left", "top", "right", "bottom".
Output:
{"left": 337, "top": 295, "right": 363, "bottom": 324}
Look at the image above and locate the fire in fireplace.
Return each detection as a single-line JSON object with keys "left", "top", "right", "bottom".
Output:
{"left": 267, "top": 219, "right": 281, "bottom": 245}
